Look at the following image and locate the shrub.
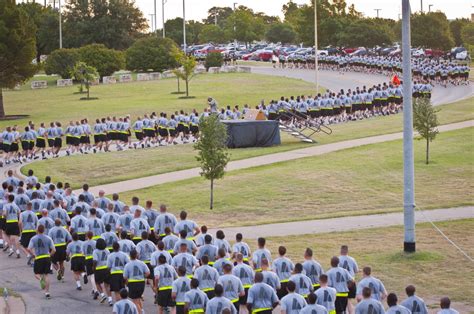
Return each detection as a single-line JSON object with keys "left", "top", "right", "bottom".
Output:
{"left": 44, "top": 48, "right": 80, "bottom": 79}
{"left": 205, "top": 52, "right": 223, "bottom": 70}
{"left": 126, "top": 37, "right": 178, "bottom": 72}
{"left": 78, "top": 44, "right": 125, "bottom": 77}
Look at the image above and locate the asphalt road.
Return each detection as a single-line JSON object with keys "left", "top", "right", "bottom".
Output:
{"left": 251, "top": 67, "right": 474, "bottom": 106}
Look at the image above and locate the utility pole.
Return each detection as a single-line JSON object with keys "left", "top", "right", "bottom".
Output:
{"left": 162, "top": 0, "right": 166, "bottom": 38}
{"left": 428, "top": 4, "right": 433, "bottom": 12}
{"left": 420, "top": 0, "right": 423, "bottom": 13}
{"left": 374, "top": 8, "right": 381, "bottom": 18}
{"left": 182, "top": 0, "right": 186, "bottom": 53}
{"left": 314, "top": 0, "right": 318, "bottom": 93}
{"left": 401, "top": 0, "right": 416, "bottom": 253}
{"left": 214, "top": 7, "right": 218, "bottom": 26}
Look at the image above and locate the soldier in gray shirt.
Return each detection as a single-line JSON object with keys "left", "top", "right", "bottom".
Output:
{"left": 112, "top": 288, "right": 138, "bottom": 314}
{"left": 206, "top": 284, "right": 237, "bottom": 314}
{"left": 246, "top": 272, "right": 279, "bottom": 314}
{"left": 356, "top": 266, "right": 387, "bottom": 302}
{"left": 400, "top": 285, "right": 428, "bottom": 314}
{"left": 386, "top": 293, "right": 411, "bottom": 314}
{"left": 218, "top": 263, "right": 245, "bottom": 309}
{"left": 438, "top": 297, "right": 459, "bottom": 314}
{"left": 300, "top": 293, "right": 328, "bottom": 314}
{"left": 280, "top": 280, "right": 307, "bottom": 314}
{"left": 326, "top": 256, "right": 354, "bottom": 314}
{"left": 355, "top": 287, "right": 385, "bottom": 314}
{"left": 185, "top": 278, "right": 209, "bottom": 314}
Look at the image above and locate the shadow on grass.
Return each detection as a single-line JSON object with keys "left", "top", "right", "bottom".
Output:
{"left": 178, "top": 96, "right": 196, "bottom": 99}
{"left": 380, "top": 251, "right": 444, "bottom": 263}
{"left": 79, "top": 97, "right": 99, "bottom": 101}
{"left": 0, "top": 114, "right": 30, "bottom": 121}
{"left": 171, "top": 91, "right": 186, "bottom": 95}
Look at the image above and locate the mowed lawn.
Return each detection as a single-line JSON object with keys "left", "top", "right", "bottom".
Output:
{"left": 1, "top": 72, "right": 316, "bottom": 130}
{"left": 262, "top": 219, "right": 474, "bottom": 310}
{"left": 21, "top": 97, "right": 473, "bottom": 188}
{"left": 116, "top": 127, "right": 473, "bottom": 227}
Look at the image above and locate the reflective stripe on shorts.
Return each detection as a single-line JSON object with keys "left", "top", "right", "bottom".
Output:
{"left": 96, "top": 265, "right": 108, "bottom": 270}
{"left": 336, "top": 292, "right": 349, "bottom": 297}
{"left": 128, "top": 279, "right": 145, "bottom": 283}
{"left": 253, "top": 308, "right": 272, "bottom": 313}
{"left": 35, "top": 254, "right": 50, "bottom": 260}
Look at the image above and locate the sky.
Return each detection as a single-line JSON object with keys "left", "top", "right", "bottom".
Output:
{"left": 137, "top": 0, "right": 474, "bottom": 31}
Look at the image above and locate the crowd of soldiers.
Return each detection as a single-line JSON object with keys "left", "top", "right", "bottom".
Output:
{"left": 0, "top": 171, "right": 462, "bottom": 314}
{"left": 0, "top": 78, "right": 425, "bottom": 167}
{"left": 279, "top": 54, "right": 470, "bottom": 87}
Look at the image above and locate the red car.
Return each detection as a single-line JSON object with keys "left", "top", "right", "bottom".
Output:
{"left": 425, "top": 49, "right": 445, "bottom": 58}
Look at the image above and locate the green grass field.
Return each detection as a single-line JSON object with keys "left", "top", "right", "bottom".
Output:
{"left": 21, "top": 97, "right": 473, "bottom": 188}
{"left": 114, "top": 127, "right": 473, "bottom": 227}
{"left": 262, "top": 219, "right": 474, "bottom": 310}
{"left": 1, "top": 72, "right": 316, "bottom": 130}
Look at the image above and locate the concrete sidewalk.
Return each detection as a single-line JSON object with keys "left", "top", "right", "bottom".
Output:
{"left": 82, "top": 120, "right": 473, "bottom": 195}
{"left": 209, "top": 206, "right": 474, "bottom": 239}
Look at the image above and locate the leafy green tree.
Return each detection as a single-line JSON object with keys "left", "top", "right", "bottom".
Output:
{"left": 205, "top": 52, "right": 224, "bottom": 70}
{"left": 172, "top": 47, "right": 196, "bottom": 97}
{"left": 449, "top": 18, "right": 470, "bottom": 46}
{"left": 18, "top": 3, "right": 59, "bottom": 63}
{"left": 78, "top": 44, "right": 125, "bottom": 77}
{"left": 187, "top": 20, "right": 204, "bottom": 45}
{"left": 63, "top": 0, "right": 147, "bottom": 50}
{"left": 265, "top": 22, "right": 296, "bottom": 44}
{"left": 461, "top": 23, "right": 474, "bottom": 46}
{"left": 44, "top": 48, "right": 79, "bottom": 79}
{"left": 225, "top": 9, "right": 265, "bottom": 47}
{"left": 199, "top": 25, "right": 228, "bottom": 44}
{"left": 0, "top": 0, "right": 37, "bottom": 117}
{"left": 413, "top": 97, "right": 440, "bottom": 165}
{"left": 162, "top": 17, "right": 192, "bottom": 46}
{"left": 204, "top": 6, "right": 234, "bottom": 27}
{"left": 71, "top": 62, "right": 99, "bottom": 100}
{"left": 126, "top": 37, "right": 178, "bottom": 72}
{"left": 408, "top": 12, "right": 454, "bottom": 50}
{"left": 338, "top": 19, "right": 394, "bottom": 47}
{"left": 194, "top": 114, "right": 230, "bottom": 210}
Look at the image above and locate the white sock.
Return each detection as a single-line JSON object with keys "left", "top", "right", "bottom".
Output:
{"left": 16, "top": 249, "right": 19, "bottom": 254}
{"left": 108, "top": 296, "right": 112, "bottom": 302}
{"left": 76, "top": 281, "right": 81, "bottom": 288}
{"left": 0, "top": 240, "right": 3, "bottom": 245}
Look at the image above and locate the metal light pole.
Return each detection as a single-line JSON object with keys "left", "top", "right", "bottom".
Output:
{"left": 233, "top": 2, "right": 238, "bottom": 48}
{"left": 58, "top": 0, "right": 62, "bottom": 48}
{"left": 314, "top": 0, "right": 318, "bottom": 92}
{"left": 428, "top": 4, "right": 433, "bottom": 12}
{"left": 420, "top": 0, "right": 423, "bottom": 12}
{"left": 182, "top": 0, "right": 186, "bottom": 52}
{"left": 401, "top": 0, "right": 415, "bottom": 253}
{"left": 149, "top": 14, "right": 154, "bottom": 32}
{"left": 162, "top": 0, "right": 166, "bottom": 38}
{"left": 153, "top": 0, "right": 157, "bottom": 32}
{"left": 374, "top": 8, "right": 382, "bottom": 18}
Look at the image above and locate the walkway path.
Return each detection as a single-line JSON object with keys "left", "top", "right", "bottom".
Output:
{"left": 210, "top": 206, "right": 474, "bottom": 239}
{"left": 79, "top": 120, "right": 473, "bottom": 195}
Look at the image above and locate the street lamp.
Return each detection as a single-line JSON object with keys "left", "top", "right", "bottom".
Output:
{"left": 149, "top": 14, "right": 154, "bottom": 32}
{"left": 428, "top": 4, "right": 433, "bottom": 12}
{"left": 233, "top": 3, "right": 238, "bottom": 48}
{"left": 49, "top": 0, "right": 62, "bottom": 48}
{"left": 374, "top": 8, "right": 382, "bottom": 18}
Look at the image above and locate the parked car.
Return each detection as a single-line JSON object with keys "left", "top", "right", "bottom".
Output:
{"left": 450, "top": 47, "right": 469, "bottom": 60}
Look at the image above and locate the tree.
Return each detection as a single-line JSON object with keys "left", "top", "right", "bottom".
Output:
{"left": 413, "top": 97, "right": 439, "bottom": 165}
{"left": 225, "top": 9, "right": 265, "bottom": 47}
{"left": 204, "top": 6, "right": 234, "bottom": 28}
{"left": 194, "top": 114, "right": 230, "bottom": 210}
{"left": 172, "top": 47, "right": 196, "bottom": 97}
{"left": 18, "top": 3, "right": 59, "bottom": 63}
{"left": 461, "top": 23, "right": 474, "bottom": 46}
{"left": 408, "top": 12, "right": 454, "bottom": 50}
{"left": 449, "top": 18, "right": 470, "bottom": 46}
{"left": 199, "top": 25, "right": 227, "bottom": 44}
{"left": 126, "top": 37, "right": 178, "bottom": 72}
{"left": 265, "top": 23, "right": 296, "bottom": 44}
{"left": 78, "top": 44, "right": 125, "bottom": 78}
{"left": 338, "top": 19, "right": 394, "bottom": 48}
{"left": 0, "top": 0, "right": 37, "bottom": 117}
{"left": 205, "top": 52, "right": 223, "bottom": 70}
{"left": 187, "top": 20, "right": 204, "bottom": 45}
{"left": 63, "top": 0, "right": 147, "bottom": 50}
{"left": 71, "top": 62, "right": 98, "bottom": 100}
{"left": 44, "top": 48, "right": 79, "bottom": 79}
{"left": 162, "top": 17, "right": 191, "bottom": 46}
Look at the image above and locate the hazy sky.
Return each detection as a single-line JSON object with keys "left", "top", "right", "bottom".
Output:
{"left": 137, "top": 0, "right": 474, "bottom": 30}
